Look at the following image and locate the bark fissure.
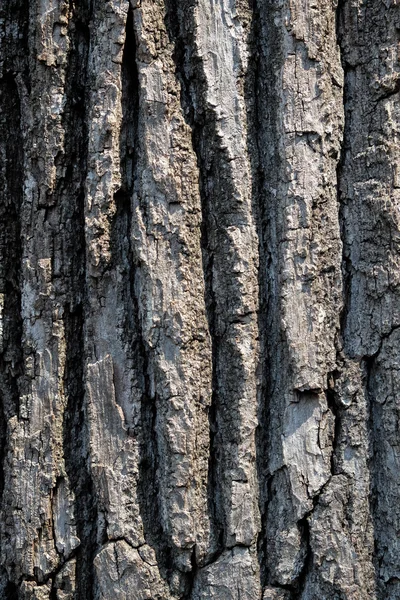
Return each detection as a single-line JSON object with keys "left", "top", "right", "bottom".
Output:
{"left": 0, "top": 74, "right": 23, "bottom": 504}
{"left": 252, "top": 0, "right": 290, "bottom": 592}
{"left": 250, "top": 1, "right": 277, "bottom": 590}
{"left": 0, "top": 8, "right": 29, "bottom": 547}
{"left": 63, "top": 304, "right": 96, "bottom": 599}
{"left": 61, "top": 3, "right": 95, "bottom": 598}
{"left": 363, "top": 351, "right": 381, "bottom": 594}
{"left": 4, "top": 581, "right": 18, "bottom": 600}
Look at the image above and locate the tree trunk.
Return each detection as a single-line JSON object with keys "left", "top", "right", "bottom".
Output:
{"left": 0, "top": 0, "right": 399, "bottom": 598}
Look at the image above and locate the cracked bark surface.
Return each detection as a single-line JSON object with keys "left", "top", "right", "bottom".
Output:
{"left": 0, "top": 0, "right": 399, "bottom": 598}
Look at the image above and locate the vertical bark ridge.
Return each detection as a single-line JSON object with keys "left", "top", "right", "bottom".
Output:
{"left": 0, "top": 2, "right": 82, "bottom": 597}
{"left": 163, "top": 0, "right": 224, "bottom": 563}
{"left": 81, "top": 5, "right": 153, "bottom": 598}
{"left": 337, "top": 0, "right": 400, "bottom": 596}
{"left": 301, "top": 6, "right": 379, "bottom": 588}
{"left": 110, "top": 2, "right": 171, "bottom": 588}
{"left": 80, "top": 2, "right": 203, "bottom": 598}
{"left": 113, "top": 5, "right": 161, "bottom": 576}
{"left": 254, "top": 0, "right": 345, "bottom": 596}
{"left": 128, "top": 1, "right": 213, "bottom": 595}
{"left": 164, "top": 1, "right": 262, "bottom": 597}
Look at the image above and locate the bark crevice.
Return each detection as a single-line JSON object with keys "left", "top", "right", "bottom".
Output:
{"left": 61, "top": 3, "right": 96, "bottom": 598}
{"left": 0, "top": 73, "right": 23, "bottom": 505}
{"left": 252, "top": 0, "right": 286, "bottom": 589}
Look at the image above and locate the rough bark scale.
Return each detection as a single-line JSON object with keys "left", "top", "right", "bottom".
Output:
{"left": 0, "top": 0, "right": 399, "bottom": 598}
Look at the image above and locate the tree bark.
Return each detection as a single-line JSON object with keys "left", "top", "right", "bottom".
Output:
{"left": 0, "top": 0, "right": 399, "bottom": 598}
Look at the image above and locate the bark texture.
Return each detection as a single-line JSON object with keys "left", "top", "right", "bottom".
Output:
{"left": 0, "top": 0, "right": 399, "bottom": 598}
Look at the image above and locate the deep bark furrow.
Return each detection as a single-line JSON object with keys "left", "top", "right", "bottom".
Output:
{"left": 0, "top": 72, "right": 24, "bottom": 600}
{"left": 252, "top": 1, "right": 282, "bottom": 590}
{"left": 59, "top": 4, "right": 96, "bottom": 597}
{"left": 365, "top": 339, "right": 400, "bottom": 596}
{"left": 64, "top": 305, "right": 95, "bottom": 600}
{"left": 0, "top": 74, "right": 23, "bottom": 503}
{"left": 0, "top": 10, "right": 28, "bottom": 589}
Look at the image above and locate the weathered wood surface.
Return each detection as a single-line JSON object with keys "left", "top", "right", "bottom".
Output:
{"left": 0, "top": 0, "right": 399, "bottom": 598}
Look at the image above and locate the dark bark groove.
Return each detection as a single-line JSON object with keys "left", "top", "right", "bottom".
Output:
{"left": 61, "top": 2, "right": 95, "bottom": 598}
{"left": 0, "top": 74, "right": 23, "bottom": 506}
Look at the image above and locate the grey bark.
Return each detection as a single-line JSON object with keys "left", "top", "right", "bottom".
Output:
{"left": 0, "top": 0, "right": 399, "bottom": 598}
